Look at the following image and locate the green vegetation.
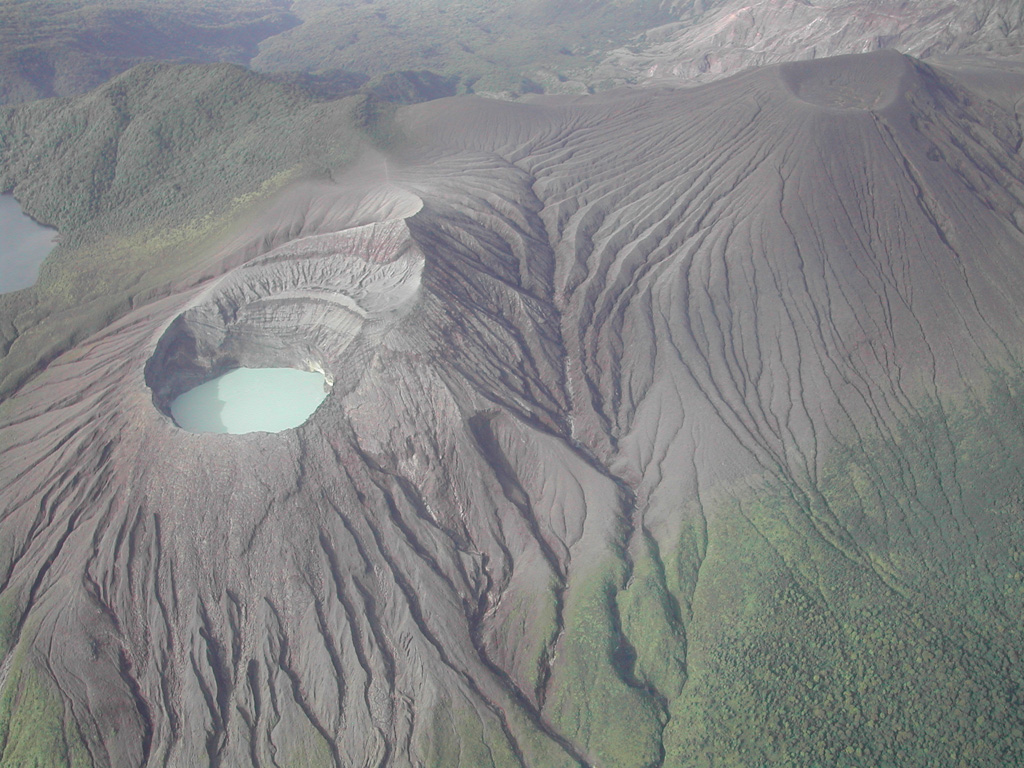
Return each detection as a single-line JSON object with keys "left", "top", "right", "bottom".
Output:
{"left": 544, "top": 560, "right": 665, "bottom": 768}
{"left": 0, "top": 0, "right": 297, "bottom": 103}
{"left": 281, "top": 726, "right": 333, "bottom": 768}
{"left": 0, "top": 647, "right": 92, "bottom": 768}
{"left": 616, "top": 533, "right": 688, "bottom": 700}
{"left": 473, "top": 373, "right": 1024, "bottom": 765}
{"left": 248, "top": 0, "right": 684, "bottom": 97}
{"left": 488, "top": 370, "right": 1024, "bottom": 767}
{"left": 2, "top": 6, "right": 1024, "bottom": 765}
{"left": 0, "top": 62, "right": 371, "bottom": 237}
{"left": 0, "top": 0, "right": 716, "bottom": 105}
{"left": 0, "top": 60, "right": 391, "bottom": 399}
{"left": 656, "top": 371, "right": 1024, "bottom": 766}
{"left": 420, "top": 698, "right": 523, "bottom": 768}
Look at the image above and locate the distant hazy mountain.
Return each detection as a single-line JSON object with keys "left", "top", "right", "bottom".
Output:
{"left": 0, "top": 1, "right": 298, "bottom": 103}
{"left": 4, "top": 1, "right": 1023, "bottom": 104}
{"left": 3, "top": 47, "right": 1024, "bottom": 767}
{"left": 0, "top": 0, "right": 686, "bottom": 104}
{"left": 598, "top": 0, "right": 1024, "bottom": 85}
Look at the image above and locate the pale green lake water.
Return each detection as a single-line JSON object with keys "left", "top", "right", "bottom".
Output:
{"left": 0, "top": 195, "right": 58, "bottom": 294}
{"left": 170, "top": 368, "right": 329, "bottom": 434}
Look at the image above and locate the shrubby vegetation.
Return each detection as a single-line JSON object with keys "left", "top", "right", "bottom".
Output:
{"left": 0, "top": 62, "right": 371, "bottom": 238}
{"left": 248, "top": 0, "right": 688, "bottom": 97}
{"left": 622, "top": 372, "right": 1024, "bottom": 766}
{"left": 0, "top": 61, "right": 390, "bottom": 399}
{"left": 0, "top": 0, "right": 298, "bottom": 103}
{"left": 391, "top": 370, "right": 1024, "bottom": 767}
{"left": 0, "top": 643, "right": 91, "bottom": 768}
{"left": 500, "top": 372, "right": 1024, "bottom": 767}
{"left": 421, "top": 702, "right": 524, "bottom": 768}
{"left": 545, "top": 560, "right": 665, "bottom": 768}
{"left": 487, "top": 369, "right": 1024, "bottom": 767}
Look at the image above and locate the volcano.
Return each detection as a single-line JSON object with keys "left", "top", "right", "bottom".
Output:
{"left": 2, "top": 50, "right": 1024, "bottom": 767}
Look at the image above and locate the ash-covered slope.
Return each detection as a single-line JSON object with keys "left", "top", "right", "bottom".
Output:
{"left": 3, "top": 50, "right": 1024, "bottom": 767}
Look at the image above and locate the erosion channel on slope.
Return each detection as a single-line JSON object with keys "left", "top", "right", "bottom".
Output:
{"left": 2, "top": 50, "right": 1024, "bottom": 768}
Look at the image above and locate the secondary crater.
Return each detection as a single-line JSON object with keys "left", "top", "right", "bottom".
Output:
{"left": 145, "top": 306, "right": 338, "bottom": 434}
{"left": 780, "top": 49, "right": 909, "bottom": 111}
{"left": 145, "top": 219, "right": 426, "bottom": 433}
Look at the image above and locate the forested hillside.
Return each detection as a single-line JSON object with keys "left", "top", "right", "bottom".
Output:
{"left": 0, "top": 61, "right": 385, "bottom": 398}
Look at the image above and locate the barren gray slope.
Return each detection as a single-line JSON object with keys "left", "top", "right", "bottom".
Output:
{"left": 3, "top": 50, "right": 1024, "bottom": 767}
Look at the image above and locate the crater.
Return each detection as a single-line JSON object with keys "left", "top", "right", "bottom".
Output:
{"left": 145, "top": 219, "right": 425, "bottom": 431}
{"left": 144, "top": 304, "right": 339, "bottom": 431}
{"left": 170, "top": 367, "right": 330, "bottom": 434}
{"left": 780, "top": 49, "right": 910, "bottom": 111}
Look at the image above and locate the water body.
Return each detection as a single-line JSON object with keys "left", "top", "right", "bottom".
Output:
{"left": 170, "top": 368, "right": 329, "bottom": 434}
{"left": 0, "top": 195, "right": 58, "bottom": 294}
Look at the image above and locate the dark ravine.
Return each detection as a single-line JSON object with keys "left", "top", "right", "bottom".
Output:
{"left": 2, "top": 50, "right": 1024, "bottom": 767}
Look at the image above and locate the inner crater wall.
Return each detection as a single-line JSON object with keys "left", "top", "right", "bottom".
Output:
{"left": 145, "top": 219, "right": 426, "bottom": 415}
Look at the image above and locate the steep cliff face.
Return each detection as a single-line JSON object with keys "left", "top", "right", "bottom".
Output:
{"left": 3, "top": 50, "right": 1024, "bottom": 767}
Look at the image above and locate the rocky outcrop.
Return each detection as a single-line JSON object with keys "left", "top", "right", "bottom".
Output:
{"left": 3, "top": 51, "right": 1024, "bottom": 767}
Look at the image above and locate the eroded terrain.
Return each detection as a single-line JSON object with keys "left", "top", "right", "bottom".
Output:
{"left": 2, "top": 50, "right": 1024, "bottom": 767}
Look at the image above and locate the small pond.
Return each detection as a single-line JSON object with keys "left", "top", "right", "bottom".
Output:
{"left": 0, "top": 195, "right": 58, "bottom": 294}
{"left": 170, "top": 367, "right": 329, "bottom": 434}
